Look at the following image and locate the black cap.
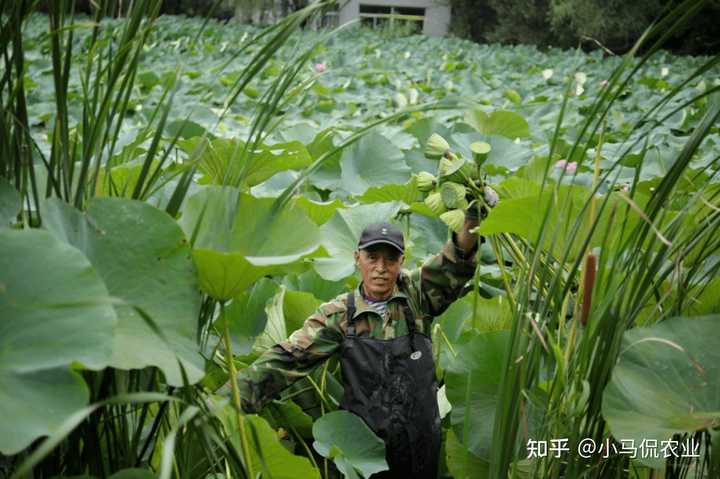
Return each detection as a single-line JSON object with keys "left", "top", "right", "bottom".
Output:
{"left": 357, "top": 222, "right": 404, "bottom": 253}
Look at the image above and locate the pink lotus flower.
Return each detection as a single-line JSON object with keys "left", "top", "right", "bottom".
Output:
{"left": 554, "top": 159, "right": 577, "bottom": 173}
{"left": 314, "top": 63, "right": 326, "bottom": 73}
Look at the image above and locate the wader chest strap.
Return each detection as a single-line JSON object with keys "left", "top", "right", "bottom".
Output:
{"left": 346, "top": 292, "right": 357, "bottom": 336}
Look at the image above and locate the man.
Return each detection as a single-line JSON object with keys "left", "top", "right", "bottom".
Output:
{"left": 238, "top": 197, "right": 494, "bottom": 478}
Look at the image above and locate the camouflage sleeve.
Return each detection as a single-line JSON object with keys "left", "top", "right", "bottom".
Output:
{"left": 237, "top": 299, "right": 346, "bottom": 413}
{"left": 410, "top": 232, "right": 479, "bottom": 317}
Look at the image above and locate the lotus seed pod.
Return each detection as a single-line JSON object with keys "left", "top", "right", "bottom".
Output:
{"left": 440, "top": 209, "right": 465, "bottom": 233}
{"left": 424, "top": 191, "right": 446, "bottom": 215}
{"left": 470, "top": 141, "right": 492, "bottom": 167}
{"left": 440, "top": 181, "right": 467, "bottom": 209}
{"left": 425, "top": 133, "right": 450, "bottom": 159}
{"left": 437, "top": 154, "right": 464, "bottom": 180}
{"left": 447, "top": 161, "right": 478, "bottom": 184}
{"left": 415, "top": 171, "right": 437, "bottom": 192}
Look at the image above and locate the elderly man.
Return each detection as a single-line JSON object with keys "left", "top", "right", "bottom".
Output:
{"left": 238, "top": 199, "right": 492, "bottom": 478}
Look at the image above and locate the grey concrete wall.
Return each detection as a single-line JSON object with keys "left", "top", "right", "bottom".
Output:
{"left": 338, "top": 0, "right": 451, "bottom": 36}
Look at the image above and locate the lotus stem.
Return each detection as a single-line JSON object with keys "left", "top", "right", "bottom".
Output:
{"left": 220, "top": 302, "right": 254, "bottom": 476}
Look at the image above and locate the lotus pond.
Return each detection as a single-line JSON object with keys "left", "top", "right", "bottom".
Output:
{"left": 1, "top": 3, "right": 719, "bottom": 478}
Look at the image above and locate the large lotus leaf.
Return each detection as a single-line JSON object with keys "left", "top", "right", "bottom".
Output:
{"left": 465, "top": 109, "right": 530, "bottom": 139}
{"left": 441, "top": 330, "right": 510, "bottom": 460}
{"left": 246, "top": 414, "right": 321, "bottom": 479}
{"left": 478, "top": 185, "right": 638, "bottom": 262}
{"left": 292, "top": 196, "right": 346, "bottom": 225}
{"left": 339, "top": 132, "right": 410, "bottom": 195}
{"left": 0, "top": 228, "right": 116, "bottom": 454}
{"left": 306, "top": 129, "right": 344, "bottom": 191}
{"left": 354, "top": 181, "right": 422, "bottom": 206}
{"left": 445, "top": 429, "right": 489, "bottom": 479}
{"left": 269, "top": 400, "right": 314, "bottom": 438}
{"left": 283, "top": 289, "right": 323, "bottom": 333}
{"left": 216, "top": 411, "right": 320, "bottom": 479}
{"left": 251, "top": 286, "right": 322, "bottom": 353}
{"left": 313, "top": 202, "right": 403, "bottom": 281}
{"left": 253, "top": 286, "right": 289, "bottom": 353}
{"left": 179, "top": 186, "right": 323, "bottom": 299}
{"left": 405, "top": 212, "right": 446, "bottom": 266}
{"left": 217, "top": 278, "right": 280, "bottom": 355}
{"left": 0, "top": 177, "right": 21, "bottom": 226}
{"left": 190, "top": 249, "right": 275, "bottom": 301}
{"left": 282, "top": 269, "right": 347, "bottom": 302}
{"left": 179, "top": 137, "right": 312, "bottom": 187}
{"left": 42, "top": 198, "right": 204, "bottom": 386}
{"left": 313, "top": 410, "right": 388, "bottom": 479}
{"left": 0, "top": 228, "right": 116, "bottom": 373}
{"left": 404, "top": 116, "right": 452, "bottom": 147}
{"left": 0, "top": 368, "right": 89, "bottom": 455}
{"left": 602, "top": 315, "right": 720, "bottom": 468}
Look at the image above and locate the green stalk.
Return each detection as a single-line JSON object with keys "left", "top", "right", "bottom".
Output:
{"left": 220, "top": 302, "right": 254, "bottom": 477}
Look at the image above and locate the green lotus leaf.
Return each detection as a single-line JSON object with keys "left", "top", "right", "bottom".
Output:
{"left": 217, "top": 278, "right": 280, "bottom": 355}
{"left": 602, "top": 315, "right": 720, "bottom": 468}
{"left": 42, "top": 197, "right": 204, "bottom": 386}
{"left": 180, "top": 186, "right": 323, "bottom": 299}
{"left": 218, "top": 410, "right": 320, "bottom": 479}
{"left": 283, "top": 289, "right": 323, "bottom": 333}
{"left": 313, "top": 410, "right": 388, "bottom": 479}
{"left": 0, "top": 228, "right": 116, "bottom": 454}
{"left": 445, "top": 429, "right": 489, "bottom": 479}
{"left": 282, "top": 268, "right": 347, "bottom": 302}
{"left": 339, "top": 131, "right": 410, "bottom": 195}
{"left": 0, "top": 228, "right": 116, "bottom": 373}
{"left": 465, "top": 109, "right": 530, "bottom": 139}
{"left": 247, "top": 414, "right": 321, "bottom": 479}
{"left": 179, "top": 137, "right": 312, "bottom": 187}
{"left": 292, "top": 196, "right": 346, "bottom": 225}
{"left": 441, "top": 330, "right": 510, "bottom": 460}
{"left": 313, "top": 202, "right": 402, "bottom": 281}
{"left": 477, "top": 185, "right": 640, "bottom": 262}
{"left": 355, "top": 181, "right": 422, "bottom": 206}
{"left": 0, "top": 368, "right": 88, "bottom": 455}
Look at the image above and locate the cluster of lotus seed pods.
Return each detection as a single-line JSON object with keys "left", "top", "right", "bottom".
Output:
{"left": 414, "top": 133, "right": 492, "bottom": 233}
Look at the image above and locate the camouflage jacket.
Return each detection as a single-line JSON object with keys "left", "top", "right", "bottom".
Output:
{"left": 237, "top": 234, "right": 478, "bottom": 413}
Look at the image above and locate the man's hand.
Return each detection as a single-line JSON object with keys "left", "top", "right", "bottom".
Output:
{"left": 457, "top": 185, "right": 498, "bottom": 254}
{"left": 465, "top": 185, "right": 499, "bottom": 221}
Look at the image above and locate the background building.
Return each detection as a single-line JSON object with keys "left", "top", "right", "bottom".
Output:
{"left": 335, "top": 0, "right": 451, "bottom": 36}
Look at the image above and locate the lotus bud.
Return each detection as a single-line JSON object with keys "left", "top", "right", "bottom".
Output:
{"left": 424, "top": 191, "right": 446, "bottom": 215}
{"left": 415, "top": 171, "right": 437, "bottom": 192}
{"left": 440, "top": 209, "right": 466, "bottom": 233}
{"left": 440, "top": 181, "right": 467, "bottom": 209}
{"left": 425, "top": 133, "right": 450, "bottom": 159}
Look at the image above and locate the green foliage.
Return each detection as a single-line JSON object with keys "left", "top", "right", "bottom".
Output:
{"left": 602, "top": 315, "right": 720, "bottom": 468}
{"left": 2, "top": 0, "right": 719, "bottom": 477}
{"left": 312, "top": 410, "right": 389, "bottom": 478}
{"left": 42, "top": 197, "right": 205, "bottom": 386}
{"left": 0, "top": 228, "right": 115, "bottom": 454}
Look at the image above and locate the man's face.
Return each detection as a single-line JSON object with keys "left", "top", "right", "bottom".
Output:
{"left": 354, "top": 244, "right": 404, "bottom": 301}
